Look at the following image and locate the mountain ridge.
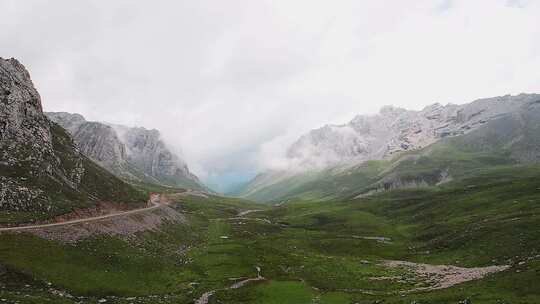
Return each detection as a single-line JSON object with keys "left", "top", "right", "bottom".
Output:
{"left": 0, "top": 57, "right": 145, "bottom": 224}
{"left": 236, "top": 93, "right": 540, "bottom": 202}
{"left": 287, "top": 93, "right": 539, "bottom": 168}
{"left": 46, "top": 111, "right": 207, "bottom": 191}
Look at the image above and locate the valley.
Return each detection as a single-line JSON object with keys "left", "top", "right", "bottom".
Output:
{"left": 2, "top": 164, "right": 540, "bottom": 303}
{"left": 2, "top": 56, "right": 540, "bottom": 303}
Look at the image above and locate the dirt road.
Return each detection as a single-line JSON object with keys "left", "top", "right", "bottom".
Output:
{"left": 0, "top": 201, "right": 160, "bottom": 232}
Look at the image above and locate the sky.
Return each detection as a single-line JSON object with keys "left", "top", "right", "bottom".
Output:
{"left": 1, "top": 0, "right": 539, "bottom": 191}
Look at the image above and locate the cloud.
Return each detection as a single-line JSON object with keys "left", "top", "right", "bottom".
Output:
{"left": 1, "top": 0, "right": 539, "bottom": 191}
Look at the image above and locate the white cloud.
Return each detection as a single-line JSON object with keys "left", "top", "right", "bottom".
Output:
{"left": 1, "top": 0, "right": 539, "bottom": 190}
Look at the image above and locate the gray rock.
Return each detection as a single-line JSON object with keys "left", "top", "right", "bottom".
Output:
{"left": 117, "top": 125, "right": 202, "bottom": 188}
{"left": 287, "top": 94, "right": 540, "bottom": 169}
{"left": 0, "top": 57, "right": 56, "bottom": 173}
{"left": 46, "top": 112, "right": 205, "bottom": 190}
{"left": 237, "top": 93, "right": 540, "bottom": 200}
{"left": 0, "top": 57, "right": 85, "bottom": 212}
{"left": 47, "top": 112, "right": 129, "bottom": 177}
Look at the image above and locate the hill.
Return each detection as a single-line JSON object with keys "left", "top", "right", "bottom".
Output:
{"left": 46, "top": 112, "right": 207, "bottom": 191}
{"left": 0, "top": 58, "right": 145, "bottom": 225}
{"left": 235, "top": 94, "right": 540, "bottom": 202}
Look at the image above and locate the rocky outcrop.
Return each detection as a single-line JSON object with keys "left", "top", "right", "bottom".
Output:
{"left": 115, "top": 125, "right": 203, "bottom": 188}
{"left": 287, "top": 94, "right": 540, "bottom": 168}
{"left": 0, "top": 58, "right": 144, "bottom": 221}
{"left": 354, "top": 168, "right": 453, "bottom": 198}
{"left": 0, "top": 58, "right": 83, "bottom": 212}
{"left": 46, "top": 112, "right": 131, "bottom": 178}
{"left": 237, "top": 93, "right": 540, "bottom": 201}
{"left": 46, "top": 112, "right": 205, "bottom": 190}
{"left": 0, "top": 58, "right": 59, "bottom": 175}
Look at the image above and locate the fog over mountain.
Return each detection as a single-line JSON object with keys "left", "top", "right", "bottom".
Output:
{"left": 1, "top": 0, "right": 539, "bottom": 191}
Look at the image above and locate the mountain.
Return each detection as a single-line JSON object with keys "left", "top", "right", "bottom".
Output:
{"left": 2, "top": 58, "right": 540, "bottom": 303}
{"left": 287, "top": 94, "right": 539, "bottom": 168}
{"left": 236, "top": 93, "right": 540, "bottom": 202}
{"left": 46, "top": 112, "right": 206, "bottom": 191}
{"left": 0, "top": 58, "right": 145, "bottom": 224}
{"left": 45, "top": 112, "right": 130, "bottom": 176}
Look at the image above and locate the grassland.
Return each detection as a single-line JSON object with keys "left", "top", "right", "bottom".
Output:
{"left": 233, "top": 125, "right": 525, "bottom": 203}
{"left": 1, "top": 163, "right": 539, "bottom": 303}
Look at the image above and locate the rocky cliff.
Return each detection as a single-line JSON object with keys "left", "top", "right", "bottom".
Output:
{"left": 287, "top": 94, "right": 540, "bottom": 168}
{"left": 0, "top": 58, "right": 144, "bottom": 223}
{"left": 46, "top": 112, "right": 205, "bottom": 191}
{"left": 0, "top": 57, "right": 69, "bottom": 213}
{"left": 237, "top": 93, "right": 540, "bottom": 202}
{"left": 46, "top": 112, "right": 132, "bottom": 179}
{"left": 114, "top": 125, "right": 203, "bottom": 189}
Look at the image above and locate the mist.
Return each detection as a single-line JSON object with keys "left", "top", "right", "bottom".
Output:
{"left": 1, "top": 0, "right": 539, "bottom": 191}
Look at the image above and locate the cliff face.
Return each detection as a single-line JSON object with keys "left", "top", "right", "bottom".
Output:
{"left": 46, "top": 112, "right": 205, "bottom": 190}
{"left": 0, "top": 58, "right": 144, "bottom": 222}
{"left": 287, "top": 94, "right": 540, "bottom": 168}
{"left": 117, "top": 126, "right": 202, "bottom": 188}
{"left": 0, "top": 58, "right": 59, "bottom": 175}
{"left": 237, "top": 93, "right": 540, "bottom": 202}
{"left": 0, "top": 58, "right": 83, "bottom": 213}
{"left": 46, "top": 112, "right": 129, "bottom": 177}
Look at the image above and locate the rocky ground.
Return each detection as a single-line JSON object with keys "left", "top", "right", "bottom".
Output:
{"left": 380, "top": 260, "right": 510, "bottom": 292}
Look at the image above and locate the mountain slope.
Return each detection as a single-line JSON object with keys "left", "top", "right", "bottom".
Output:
{"left": 46, "top": 112, "right": 206, "bottom": 191}
{"left": 236, "top": 94, "right": 540, "bottom": 202}
{"left": 0, "top": 58, "right": 145, "bottom": 224}
{"left": 288, "top": 94, "right": 538, "bottom": 168}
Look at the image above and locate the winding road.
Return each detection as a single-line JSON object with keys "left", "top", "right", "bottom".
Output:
{"left": 0, "top": 201, "right": 161, "bottom": 232}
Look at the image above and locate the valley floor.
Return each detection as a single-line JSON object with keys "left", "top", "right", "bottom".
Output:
{"left": 1, "top": 167, "right": 540, "bottom": 304}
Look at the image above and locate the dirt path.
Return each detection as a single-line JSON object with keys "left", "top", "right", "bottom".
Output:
{"left": 237, "top": 209, "right": 263, "bottom": 217}
{"left": 226, "top": 216, "right": 272, "bottom": 224}
{"left": 0, "top": 201, "right": 160, "bottom": 232}
{"left": 195, "top": 291, "right": 215, "bottom": 304}
{"left": 195, "top": 267, "right": 264, "bottom": 304}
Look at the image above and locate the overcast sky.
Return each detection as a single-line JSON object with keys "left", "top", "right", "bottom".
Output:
{"left": 1, "top": 0, "right": 539, "bottom": 191}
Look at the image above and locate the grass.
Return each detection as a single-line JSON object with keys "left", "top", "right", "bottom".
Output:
{"left": 4, "top": 106, "right": 540, "bottom": 302}
{"left": 1, "top": 163, "right": 540, "bottom": 303}
{"left": 0, "top": 122, "right": 146, "bottom": 225}
{"left": 211, "top": 164, "right": 540, "bottom": 303}
{"left": 234, "top": 129, "right": 522, "bottom": 203}
{"left": 0, "top": 234, "right": 187, "bottom": 296}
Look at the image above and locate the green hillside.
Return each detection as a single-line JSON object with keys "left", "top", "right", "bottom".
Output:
{"left": 3, "top": 58, "right": 540, "bottom": 303}
{"left": 0, "top": 122, "right": 146, "bottom": 225}
{"left": 2, "top": 168, "right": 540, "bottom": 303}
{"left": 235, "top": 105, "right": 540, "bottom": 203}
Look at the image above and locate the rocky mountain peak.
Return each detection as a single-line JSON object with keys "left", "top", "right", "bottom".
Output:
{"left": 286, "top": 94, "right": 540, "bottom": 170}
{"left": 47, "top": 112, "right": 127, "bottom": 170}
{"left": 46, "top": 112, "right": 86, "bottom": 133}
{"left": 0, "top": 57, "right": 56, "bottom": 173}
{"left": 1, "top": 58, "right": 86, "bottom": 212}
{"left": 47, "top": 112, "right": 205, "bottom": 190}
{"left": 117, "top": 125, "right": 197, "bottom": 184}
{"left": 0, "top": 58, "right": 34, "bottom": 94}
